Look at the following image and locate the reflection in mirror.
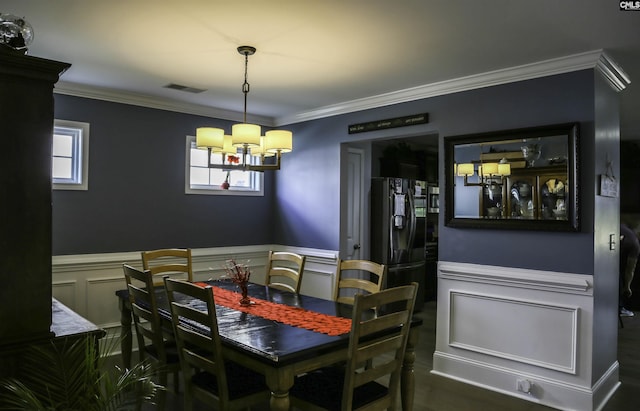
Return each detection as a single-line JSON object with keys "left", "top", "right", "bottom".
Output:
{"left": 444, "top": 123, "right": 579, "bottom": 231}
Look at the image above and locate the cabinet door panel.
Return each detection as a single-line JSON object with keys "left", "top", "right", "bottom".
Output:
{"left": 507, "top": 175, "right": 538, "bottom": 219}
{"left": 538, "top": 174, "right": 568, "bottom": 221}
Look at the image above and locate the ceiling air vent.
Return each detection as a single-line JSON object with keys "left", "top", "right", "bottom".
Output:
{"left": 163, "top": 83, "right": 207, "bottom": 94}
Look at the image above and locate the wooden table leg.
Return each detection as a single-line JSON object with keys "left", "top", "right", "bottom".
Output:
{"left": 265, "top": 368, "right": 294, "bottom": 411}
{"left": 401, "top": 327, "right": 419, "bottom": 411}
{"left": 118, "top": 296, "right": 132, "bottom": 369}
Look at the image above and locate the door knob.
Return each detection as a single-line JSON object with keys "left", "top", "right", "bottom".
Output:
{"left": 353, "top": 244, "right": 361, "bottom": 250}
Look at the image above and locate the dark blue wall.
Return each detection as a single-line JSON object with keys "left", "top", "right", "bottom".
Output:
{"left": 53, "top": 70, "right": 599, "bottom": 276}
{"left": 52, "top": 96, "right": 275, "bottom": 255}
{"left": 272, "top": 70, "right": 597, "bottom": 274}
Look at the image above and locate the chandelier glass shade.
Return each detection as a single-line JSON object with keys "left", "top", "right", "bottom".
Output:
{"left": 456, "top": 160, "right": 511, "bottom": 186}
{"left": 195, "top": 127, "right": 224, "bottom": 149}
{"left": 231, "top": 123, "right": 261, "bottom": 147}
{"left": 195, "top": 46, "right": 292, "bottom": 171}
{"left": 212, "top": 135, "right": 235, "bottom": 154}
{"left": 250, "top": 137, "right": 276, "bottom": 157}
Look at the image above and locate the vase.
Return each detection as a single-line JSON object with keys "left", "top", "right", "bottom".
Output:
{"left": 521, "top": 144, "right": 541, "bottom": 167}
{"left": 239, "top": 283, "right": 251, "bottom": 306}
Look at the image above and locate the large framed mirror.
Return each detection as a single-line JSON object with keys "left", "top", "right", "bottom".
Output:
{"left": 444, "top": 123, "right": 580, "bottom": 231}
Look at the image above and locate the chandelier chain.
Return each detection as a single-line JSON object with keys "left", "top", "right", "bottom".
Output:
{"left": 242, "top": 51, "right": 250, "bottom": 124}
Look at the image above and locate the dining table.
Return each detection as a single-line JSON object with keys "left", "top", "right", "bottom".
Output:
{"left": 115, "top": 280, "right": 422, "bottom": 411}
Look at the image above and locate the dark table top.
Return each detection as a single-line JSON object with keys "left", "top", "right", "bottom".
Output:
{"left": 117, "top": 281, "right": 422, "bottom": 367}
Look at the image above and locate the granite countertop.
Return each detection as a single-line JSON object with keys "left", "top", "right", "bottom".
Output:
{"left": 51, "top": 298, "right": 105, "bottom": 339}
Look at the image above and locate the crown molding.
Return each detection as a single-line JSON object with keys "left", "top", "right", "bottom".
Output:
{"left": 54, "top": 50, "right": 630, "bottom": 128}
{"left": 53, "top": 81, "right": 275, "bottom": 126}
{"left": 596, "top": 51, "right": 631, "bottom": 92}
{"left": 275, "top": 49, "right": 630, "bottom": 126}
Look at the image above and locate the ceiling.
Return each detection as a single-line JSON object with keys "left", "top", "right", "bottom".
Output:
{"left": 3, "top": 1, "right": 640, "bottom": 137}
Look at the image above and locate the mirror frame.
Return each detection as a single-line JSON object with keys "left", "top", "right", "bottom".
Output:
{"left": 444, "top": 122, "right": 580, "bottom": 231}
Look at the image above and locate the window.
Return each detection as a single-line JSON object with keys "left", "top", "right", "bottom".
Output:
{"left": 185, "top": 136, "right": 263, "bottom": 196}
{"left": 52, "top": 120, "right": 90, "bottom": 190}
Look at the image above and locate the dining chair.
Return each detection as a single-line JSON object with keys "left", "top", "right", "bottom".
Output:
{"left": 141, "top": 248, "right": 193, "bottom": 286}
{"left": 333, "top": 259, "right": 387, "bottom": 305}
{"left": 290, "top": 282, "right": 418, "bottom": 410}
{"left": 163, "top": 277, "right": 270, "bottom": 411}
{"left": 265, "top": 250, "right": 306, "bottom": 294}
{"left": 123, "top": 264, "right": 180, "bottom": 410}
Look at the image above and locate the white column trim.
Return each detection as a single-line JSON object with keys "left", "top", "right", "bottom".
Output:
{"left": 439, "top": 261, "right": 592, "bottom": 295}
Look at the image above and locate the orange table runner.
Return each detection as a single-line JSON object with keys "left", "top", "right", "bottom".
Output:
{"left": 195, "top": 282, "right": 352, "bottom": 336}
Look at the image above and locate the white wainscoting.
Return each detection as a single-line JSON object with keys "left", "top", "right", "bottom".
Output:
{"left": 448, "top": 291, "right": 579, "bottom": 374}
{"left": 52, "top": 245, "right": 339, "bottom": 353}
{"left": 432, "top": 261, "right": 619, "bottom": 411}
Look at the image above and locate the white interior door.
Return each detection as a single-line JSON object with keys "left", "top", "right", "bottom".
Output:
{"left": 346, "top": 148, "right": 365, "bottom": 260}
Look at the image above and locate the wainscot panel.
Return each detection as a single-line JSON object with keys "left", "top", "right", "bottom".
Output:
{"left": 449, "top": 291, "right": 578, "bottom": 374}
{"left": 432, "top": 261, "right": 617, "bottom": 411}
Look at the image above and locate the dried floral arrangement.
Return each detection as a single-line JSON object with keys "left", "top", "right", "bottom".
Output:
{"left": 222, "top": 259, "right": 252, "bottom": 305}
{"left": 222, "top": 259, "right": 251, "bottom": 284}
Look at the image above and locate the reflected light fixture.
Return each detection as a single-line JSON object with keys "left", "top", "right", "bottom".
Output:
{"left": 456, "top": 158, "right": 511, "bottom": 186}
{"left": 195, "top": 46, "right": 292, "bottom": 171}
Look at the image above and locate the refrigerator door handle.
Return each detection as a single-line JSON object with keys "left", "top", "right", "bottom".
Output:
{"left": 408, "top": 187, "right": 417, "bottom": 259}
{"left": 388, "top": 191, "right": 396, "bottom": 263}
{"left": 392, "top": 193, "right": 406, "bottom": 228}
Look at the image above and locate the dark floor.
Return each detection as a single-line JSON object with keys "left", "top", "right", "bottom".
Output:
{"left": 142, "top": 302, "right": 640, "bottom": 410}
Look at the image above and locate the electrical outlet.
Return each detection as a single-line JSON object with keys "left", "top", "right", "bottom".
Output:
{"left": 517, "top": 378, "right": 533, "bottom": 394}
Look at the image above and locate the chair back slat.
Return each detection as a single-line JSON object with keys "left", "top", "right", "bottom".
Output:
{"left": 357, "top": 334, "right": 404, "bottom": 360}
{"left": 359, "top": 311, "right": 409, "bottom": 335}
{"left": 265, "top": 251, "right": 306, "bottom": 294}
{"left": 353, "top": 359, "right": 398, "bottom": 386}
{"left": 141, "top": 248, "right": 193, "bottom": 286}
{"left": 334, "top": 259, "right": 387, "bottom": 305}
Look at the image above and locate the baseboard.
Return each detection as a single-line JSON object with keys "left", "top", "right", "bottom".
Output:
{"left": 432, "top": 351, "right": 619, "bottom": 411}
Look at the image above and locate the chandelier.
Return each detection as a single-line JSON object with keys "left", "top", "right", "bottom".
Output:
{"left": 456, "top": 160, "right": 511, "bottom": 187}
{"left": 456, "top": 160, "right": 511, "bottom": 217}
{"left": 195, "top": 46, "right": 292, "bottom": 172}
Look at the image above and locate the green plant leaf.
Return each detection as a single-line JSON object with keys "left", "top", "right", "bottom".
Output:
{"left": 0, "top": 335, "right": 160, "bottom": 411}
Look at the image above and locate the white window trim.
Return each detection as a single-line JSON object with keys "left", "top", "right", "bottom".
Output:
{"left": 53, "top": 119, "right": 90, "bottom": 191}
{"left": 184, "top": 135, "right": 264, "bottom": 196}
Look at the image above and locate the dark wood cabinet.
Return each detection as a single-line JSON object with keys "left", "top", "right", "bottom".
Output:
{"left": 0, "top": 47, "right": 69, "bottom": 348}
{"left": 477, "top": 165, "right": 568, "bottom": 220}
{"left": 505, "top": 166, "right": 568, "bottom": 220}
{"left": 379, "top": 142, "right": 438, "bottom": 183}
{"left": 424, "top": 151, "right": 438, "bottom": 183}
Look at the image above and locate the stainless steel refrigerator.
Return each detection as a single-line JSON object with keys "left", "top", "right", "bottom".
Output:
{"left": 370, "top": 177, "right": 426, "bottom": 310}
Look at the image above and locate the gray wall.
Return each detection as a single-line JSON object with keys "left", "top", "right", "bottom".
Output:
{"left": 52, "top": 96, "right": 275, "bottom": 255}
{"left": 592, "top": 72, "right": 622, "bottom": 383}
{"left": 53, "top": 70, "right": 602, "bottom": 278}
{"left": 272, "top": 70, "right": 598, "bottom": 274}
